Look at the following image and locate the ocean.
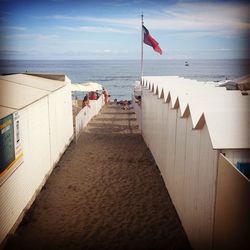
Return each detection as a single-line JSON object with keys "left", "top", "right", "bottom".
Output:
{"left": 1, "top": 59, "right": 249, "bottom": 100}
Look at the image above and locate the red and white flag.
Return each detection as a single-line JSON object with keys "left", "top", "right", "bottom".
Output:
{"left": 142, "top": 25, "right": 162, "bottom": 55}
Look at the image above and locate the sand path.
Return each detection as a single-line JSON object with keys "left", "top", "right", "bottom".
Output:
{"left": 5, "top": 104, "right": 191, "bottom": 250}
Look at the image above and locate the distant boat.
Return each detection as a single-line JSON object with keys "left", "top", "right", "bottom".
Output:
{"left": 185, "top": 61, "right": 189, "bottom": 66}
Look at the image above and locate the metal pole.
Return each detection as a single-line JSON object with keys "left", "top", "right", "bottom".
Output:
{"left": 140, "top": 13, "right": 144, "bottom": 81}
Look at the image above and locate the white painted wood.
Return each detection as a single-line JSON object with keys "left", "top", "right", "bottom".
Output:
{"left": 182, "top": 117, "right": 201, "bottom": 247}
{"left": 214, "top": 154, "right": 250, "bottom": 250}
{"left": 140, "top": 76, "right": 249, "bottom": 250}
{"left": 154, "top": 96, "right": 163, "bottom": 166}
{"left": 48, "top": 85, "right": 74, "bottom": 164}
{"left": 0, "top": 74, "right": 74, "bottom": 244}
{"left": 0, "top": 74, "right": 65, "bottom": 91}
{"left": 0, "top": 107, "right": 16, "bottom": 119}
{"left": 75, "top": 96, "right": 104, "bottom": 142}
{"left": 0, "top": 79, "right": 49, "bottom": 109}
{"left": 157, "top": 96, "right": 166, "bottom": 173}
{"left": 160, "top": 102, "right": 169, "bottom": 185}
{"left": 204, "top": 111, "right": 250, "bottom": 149}
{"left": 194, "top": 124, "right": 218, "bottom": 249}
{"left": 143, "top": 76, "right": 250, "bottom": 148}
{"left": 141, "top": 88, "right": 151, "bottom": 145}
{"left": 173, "top": 109, "right": 188, "bottom": 216}
{"left": 0, "top": 98, "right": 51, "bottom": 243}
{"left": 165, "top": 102, "right": 177, "bottom": 195}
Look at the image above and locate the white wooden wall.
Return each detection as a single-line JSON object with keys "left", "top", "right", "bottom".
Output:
{"left": 173, "top": 108, "right": 187, "bottom": 210}
{"left": 139, "top": 77, "right": 250, "bottom": 249}
{"left": 165, "top": 101, "right": 178, "bottom": 194}
{"left": 141, "top": 87, "right": 219, "bottom": 250}
{"left": 159, "top": 101, "right": 169, "bottom": 182}
{"left": 48, "top": 85, "right": 73, "bottom": 166}
{"left": 0, "top": 98, "right": 51, "bottom": 243}
{"left": 0, "top": 86, "right": 74, "bottom": 244}
{"left": 214, "top": 154, "right": 250, "bottom": 250}
{"left": 141, "top": 88, "right": 150, "bottom": 147}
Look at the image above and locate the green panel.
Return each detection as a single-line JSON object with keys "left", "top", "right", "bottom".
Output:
{"left": 0, "top": 114, "right": 15, "bottom": 174}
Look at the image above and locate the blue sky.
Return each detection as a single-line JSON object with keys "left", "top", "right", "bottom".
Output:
{"left": 0, "top": 0, "right": 249, "bottom": 60}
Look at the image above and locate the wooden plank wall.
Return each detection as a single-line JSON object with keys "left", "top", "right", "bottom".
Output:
{"left": 141, "top": 86, "right": 219, "bottom": 250}
{"left": 0, "top": 87, "right": 74, "bottom": 244}
{"left": 213, "top": 154, "right": 250, "bottom": 250}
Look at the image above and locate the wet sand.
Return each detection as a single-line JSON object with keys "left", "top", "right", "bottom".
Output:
{"left": 5, "top": 104, "right": 191, "bottom": 250}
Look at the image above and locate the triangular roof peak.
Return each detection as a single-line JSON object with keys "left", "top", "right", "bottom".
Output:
{"left": 182, "top": 104, "right": 190, "bottom": 118}
{"left": 142, "top": 76, "right": 250, "bottom": 149}
{"left": 155, "top": 85, "right": 159, "bottom": 95}
{"left": 195, "top": 113, "right": 205, "bottom": 129}
{"left": 151, "top": 83, "right": 155, "bottom": 93}
{"left": 174, "top": 97, "right": 180, "bottom": 109}
{"left": 165, "top": 92, "right": 171, "bottom": 103}
{"left": 160, "top": 89, "right": 164, "bottom": 99}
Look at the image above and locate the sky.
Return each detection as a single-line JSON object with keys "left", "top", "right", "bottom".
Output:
{"left": 0, "top": 0, "right": 249, "bottom": 60}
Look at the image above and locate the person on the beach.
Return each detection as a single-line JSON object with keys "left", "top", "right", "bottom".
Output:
{"left": 89, "top": 91, "right": 97, "bottom": 100}
{"left": 82, "top": 94, "right": 90, "bottom": 108}
{"left": 122, "top": 100, "right": 130, "bottom": 110}
{"left": 135, "top": 95, "right": 141, "bottom": 106}
{"left": 102, "top": 87, "right": 109, "bottom": 104}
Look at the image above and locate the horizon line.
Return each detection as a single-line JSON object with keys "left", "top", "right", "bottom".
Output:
{"left": 1, "top": 58, "right": 250, "bottom": 61}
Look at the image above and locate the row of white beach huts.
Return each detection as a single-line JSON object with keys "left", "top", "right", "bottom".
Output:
{"left": 0, "top": 73, "right": 104, "bottom": 246}
{"left": 0, "top": 72, "right": 249, "bottom": 249}
{"left": 133, "top": 76, "right": 250, "bottom": 250}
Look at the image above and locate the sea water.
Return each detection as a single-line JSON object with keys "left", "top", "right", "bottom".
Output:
{"left": 1, "top": 59, "right": 249, "bottom": 100}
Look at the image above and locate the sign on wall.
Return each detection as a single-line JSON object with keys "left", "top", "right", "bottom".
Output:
{"left": 0, "top": 111, "right": 23, "bottom": 185}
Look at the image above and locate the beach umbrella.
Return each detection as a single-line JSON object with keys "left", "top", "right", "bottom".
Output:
{"left": 81, "top": 82, "right": 102, "bottom": 90}
{"left": 71, "top": 82, "right": 103, "bottom": 92}
{"left": 70, "top": 84, "right": 85, "bottom": 92}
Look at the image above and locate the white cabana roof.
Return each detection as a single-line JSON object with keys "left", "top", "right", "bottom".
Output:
{"left": 0, "top": 78, "right": 49, "bottom": 110}
{"left": 0, "top": 73, "right": 69, "bottom": 112}
{"left": 142, "top": 76, "right": 250, "bottom": 149}
{"left": 71, "top": 82, "right": 102, "bottom": 92}
{"left": 0, "top": 74, "right": 66, "bottom": 92}
{"left": 0, "top": 107, "right": 16, "bottom": 119}
{"left": 204, "top": 110, "right": 250, "bottom": 149}
{"left": 25, "top": 72, "right": 71, "bottom": 83}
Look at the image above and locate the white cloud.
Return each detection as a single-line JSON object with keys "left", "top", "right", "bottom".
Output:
{"left": 9, "top": 26, "right": 27, "bottom": 31}
{"left": 59, "top": 26, "right": 134, "bottom": 34}
{"left": 158, "top": 2, "right": 250, "bottom": 33}
{"left": 2, "top": 33, "right": 60, "bottom": 40}
{"left": 89, "top": 49, "right": 129, "bottom": 55}
{"left": 47, "top": 15, "right": 139, "bottom": 28}
{"left": 47, "top": 2, "right": 250, "bottom": 36}
{"left": 1, "top": 26, "right": 27, "bottom": 31}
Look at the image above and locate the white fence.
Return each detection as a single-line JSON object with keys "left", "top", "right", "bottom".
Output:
{"left": 136, "top": 85, "right": 249, "bottom": 250}
{"left": 75, "top": 96, "right": 104, "bottom": 142}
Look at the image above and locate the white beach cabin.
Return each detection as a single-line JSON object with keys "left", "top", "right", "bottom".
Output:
{"left": 0, "top": 73, "right": 74, "bottom": 244}
{"left": 133, "top": 76, "right": 250, "bottom": 250}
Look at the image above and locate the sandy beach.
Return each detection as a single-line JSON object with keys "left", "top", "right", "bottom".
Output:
{"left": 5, "top": 104, "right": 191, "bottom": 250}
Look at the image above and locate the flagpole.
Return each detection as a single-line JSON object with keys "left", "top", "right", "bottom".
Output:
{"left": 140, "top": 13, "right": 144, "bottom": 81}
